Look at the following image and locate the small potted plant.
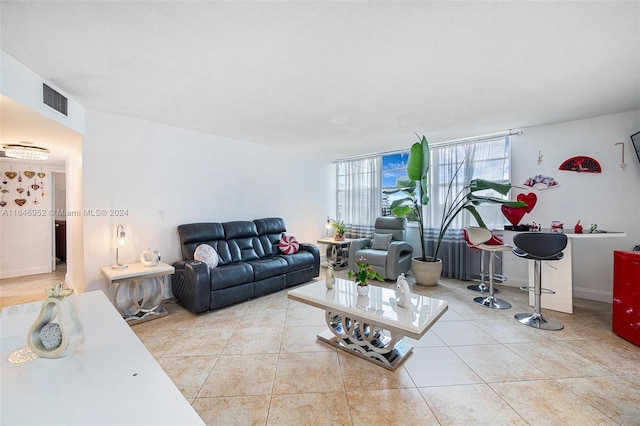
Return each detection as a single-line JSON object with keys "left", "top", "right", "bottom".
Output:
{"left": 348, "top": 257, "right": 384, "bottom": 295}
{"left": 331, "top": 219, "right": 347, "bottom": 241}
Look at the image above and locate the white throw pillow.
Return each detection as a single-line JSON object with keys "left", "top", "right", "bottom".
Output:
{"left": 194, "top": 244, "right": 219, "bottom": 269}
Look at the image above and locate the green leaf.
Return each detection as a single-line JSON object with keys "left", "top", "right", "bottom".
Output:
{"left": 406, "top": 141, "right": 423, "bottom": 182}
{"left": 469, "top": 179, "right": 513, "bottom": 196}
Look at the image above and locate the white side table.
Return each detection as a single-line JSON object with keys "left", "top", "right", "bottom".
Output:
{"left": 101, "top": 262, "right": 175, "bottom": 325}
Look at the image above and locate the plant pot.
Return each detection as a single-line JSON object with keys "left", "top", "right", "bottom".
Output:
{"left": 356, "top": 284, "right": 369, "bottom": 296}
{"left": 334, "top": 235, "right": 345, "bottom": 241}
{"left": 412, "top": 257, "right": 442, "bottom": 287}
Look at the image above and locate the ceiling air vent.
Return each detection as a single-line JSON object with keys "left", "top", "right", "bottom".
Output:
{"left": 43, "top": 83, "right": 68, "bottom": 116}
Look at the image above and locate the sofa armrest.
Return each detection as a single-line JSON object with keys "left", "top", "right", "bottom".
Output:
{"left": 299, "top": 243, "right": 320, "bottom": 277}
{"left": 387, "top": 241, "right": 413, "bottom": 259}
{"left": 348, "top": 238, "right": 372, "bottom": 272}
{"left": 171, "top": 260, "right": 211, "bottom": 314}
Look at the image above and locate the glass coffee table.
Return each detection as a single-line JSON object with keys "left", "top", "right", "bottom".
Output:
{"left": 287, "top": 278, "right": 448, "bottom": 370}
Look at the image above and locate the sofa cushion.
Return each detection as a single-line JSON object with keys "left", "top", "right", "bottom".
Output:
{"left": 210, "top": 263, "right": 254, "bottom": 290}
{"left": 255, "top": 217, "right": 286, "bottom": 256}
{"left": 248, "top": 257, "right": 288, "bottom": 281}
{"left": 281, "top": 251, "right": 316, "bottom": 272}
{"left": 371, "top": 233, "right": 393, "bottom": 250}
{"left": 354, "top": 249, "right": 388, "bottom": 267}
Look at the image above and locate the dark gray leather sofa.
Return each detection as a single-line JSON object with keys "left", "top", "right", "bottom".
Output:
{"left": 171, "top": 217, "right": 320, "bottom": 314}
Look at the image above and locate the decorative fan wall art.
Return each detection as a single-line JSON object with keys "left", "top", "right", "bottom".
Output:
{"left": 558, "top": 156, "right": 602, "bottom": 173}
{"left": 524, "top": 174, "right": 559, "bottom": 189}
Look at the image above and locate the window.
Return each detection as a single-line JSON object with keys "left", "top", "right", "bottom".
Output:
{"left": 337, "top": 135, "right": 512, "bottom": 235}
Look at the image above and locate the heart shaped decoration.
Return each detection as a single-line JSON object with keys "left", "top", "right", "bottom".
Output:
{"left": 1, "top": 189, "right": 8, "bottom": 194}
{"left": 37, "top": 172, "right": 46, "bottom": 179}
{"left": 516, "top": 192, "right": 537, "bottom": 214}
{"left": 501, "top": 205, "right": 527, "bottom": 227}
{"left": 0, "top": 201, "right": 6, "bottom": 207}
{"left": 15, "top": 199, "right": 26, "bottom": 206}
{"left": 31, "top": 184, "right": 40, "bottom": 190}
{"left": 23, "top": 171, "right": 36, "bottom": 179}
{"left": 16, "top": 188, "right": 24, "bottom": 194}
{"left": 5, "top": 171, "right": 17, "bottom": 180}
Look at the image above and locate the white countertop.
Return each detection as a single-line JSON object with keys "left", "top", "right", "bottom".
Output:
{"left": 0, "top": 290, "right": 203, "bottom": 425}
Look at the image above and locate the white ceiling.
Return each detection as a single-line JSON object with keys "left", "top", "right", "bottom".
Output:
{"left": 1, "top": 1, "right": 639, "bottom": 160}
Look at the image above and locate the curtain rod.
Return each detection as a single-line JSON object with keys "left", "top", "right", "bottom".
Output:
{"left": 334, "top": 129, "right": 523, "bottom": 163}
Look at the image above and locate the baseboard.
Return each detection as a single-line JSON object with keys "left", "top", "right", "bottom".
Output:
{"left": 0, "top": 266, "right": 51, "bottom": 280}
{"left": 574, "top": 287, "right": 613, "bottom": 304}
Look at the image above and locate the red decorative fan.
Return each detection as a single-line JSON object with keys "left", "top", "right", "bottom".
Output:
{"left": 558, "top": 156, "right": 601, "bottom": 173}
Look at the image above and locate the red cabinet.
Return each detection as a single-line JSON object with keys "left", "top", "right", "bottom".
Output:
{"left": 613, "top": 251, "right": 640, "bottom": 346}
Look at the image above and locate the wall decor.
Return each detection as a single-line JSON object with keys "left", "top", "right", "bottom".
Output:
{"left": 0, "top": 165, "right": 48, "bottom": 207}
{"left": 614, "top": 142, "right": 627, "bottom": 171}
{"left": 558, "top": 156, "right": 602, "bottom": 173}
{"left": 524, "top": 174, "right": 559, "bottom": 189}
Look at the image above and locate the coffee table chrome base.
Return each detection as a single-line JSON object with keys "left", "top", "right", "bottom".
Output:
{"left": 474, "top": 296, "right": 511, "bottom": 309}
{"left": 319, "top": 311, "right": 412, "bottom": 370}
{"left": 514, "top": 312, "right": 564, "bottom": 330}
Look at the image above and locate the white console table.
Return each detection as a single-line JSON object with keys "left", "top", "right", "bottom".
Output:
{"left": 0, "top": 290, "right": 204, "bottom": 425}
{"left": 101, "top": 262, "right": 174, "bottom": 325}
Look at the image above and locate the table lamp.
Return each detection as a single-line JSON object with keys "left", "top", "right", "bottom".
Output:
{"left": 112, "top": 224, "right": 129, "bottom": 269}
{"left": 325, "top": 216, "right": 333, "bottom": 238}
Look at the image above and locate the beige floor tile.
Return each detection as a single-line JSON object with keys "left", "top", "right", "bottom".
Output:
{"left": 198, "top": 353, "right": 278, "bottom": 397}
{"left": 273, "top": 351, "right": 344, "bottom": 394}
{"left": 192, "top": 395, "right": 270, "bottom": 426}
{"left": 241, "top": 308, "right": 288, "bottom": 327}
{"left": 246, "top": 292, "right": 290, "bottom": 311}
{"left": 156, "top": 355, "right": 218, "bottom": 399}
{"left": 280, "top": 325, "right": 336, "bottom": 353}
{"left": 419, "top": 383, "right": 527, "bottom": 425}
{"left": 505, "top": 340, "right": 614, "bottom": 378}
{"left": 555, "top": 338, "right": 640, "bottom": 375}
{"left": 556, "top": 376, "right": 640, "bottom": 424}
{"left": 431, "top": 320, "right": 498, "bottom": 346}
{"left": 163, "top": 327, "right": 235, "bottom": 357}
{"left": 490, "top": 380, "right": 617, "bottom": 425}
{"left": 623, "top": 374, "right": 640, "bottom": 386}
{"left": 222, "top": 326, "right": 284, "bottom": 355}
{"left": 267, "top": 392, "right": 352, "bottom": 426}
{"left": 451, "top": 344, "right": 549, "bottom": 383}
{"left": 337, "top": 351, "right": 415, "bottom": 391}
{"left": 437, "top": 308, "right": 466, "bottom": 321}
{"left": 347, "top": 388, "right": 439, "bottom": 426}
{"left": 404, "top": 329, "right": 446, "bottom": 348}
{"left": 404, "top": 347, "right": 483, "bottom": 387}
{"left": 474, "top": 317, "right": 554, "bottom": 344}
{"left": 133, "top": 328, "right": 184, "bottom": 357}
{"left": 285, "top": 305, "right": 327, "bottom": 326}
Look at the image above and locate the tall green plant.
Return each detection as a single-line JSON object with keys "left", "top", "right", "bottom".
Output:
{"left": 384, "top": 135, "right": 430, "bottom": 261}
{"left": 386, "top": 135, "right": 525, "bottom": 262}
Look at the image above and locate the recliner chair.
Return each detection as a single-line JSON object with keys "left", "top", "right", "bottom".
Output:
{"left": 348, "top": 217, "right": 413, "bottom": 280}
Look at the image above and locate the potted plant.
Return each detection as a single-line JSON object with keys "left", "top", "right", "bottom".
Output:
{"left": 386, "top": 135, "right": 525, "bottom": 286}
{"left": 331, "top": 219, "right": 347, "bottom": 241}
{"left": 348, "top": 256, "right": 384, "bottom": 295}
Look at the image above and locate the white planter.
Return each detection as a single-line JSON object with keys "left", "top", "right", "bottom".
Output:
{"left": 412, "top": 257, "right": 442, "bottom": 286}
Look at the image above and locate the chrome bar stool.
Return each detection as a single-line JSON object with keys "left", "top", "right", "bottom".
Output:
{"left": 512, "top": 232, "right": 567, "bottom": 330}
{"left": 466, "top": 227, "right": 512, "bottom": 309}
{"left": 463, "top": 228, "right": 501, "bottom": 294}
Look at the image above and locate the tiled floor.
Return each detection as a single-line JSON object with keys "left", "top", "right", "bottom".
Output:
{"left": 1, "top": 266, "right": 638, "bottom": 424}
{"left": 128, "top": 270, "right": 640, "bottom": 426}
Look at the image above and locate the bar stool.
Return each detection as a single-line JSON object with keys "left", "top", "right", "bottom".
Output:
{"left": 463, "top": 228, "right": 502, "bottom": 294}
{"left": 512, "top": 232, "right": 567, "bottom": 330}
{"left": 466, "top": 227, "right": 512, "bottom": 309}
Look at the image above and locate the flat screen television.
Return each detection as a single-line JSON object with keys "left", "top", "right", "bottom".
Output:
{"left": 632, "top": 131, "right": 640, "bottom": 165}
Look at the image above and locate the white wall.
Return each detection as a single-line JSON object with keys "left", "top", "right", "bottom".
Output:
{"left": 0, "top": 51, "right": 84, "bottom": 135}
{"left": 82, "top": 110, "right": 335, "bottom": 294}
{"left": 0, "top": 159, "right": 54, "bottom": 278}
{"left": 504, "top": 109, "right": 640, "bottom": 302}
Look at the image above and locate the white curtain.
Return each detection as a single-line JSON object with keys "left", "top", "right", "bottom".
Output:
{"left": 337, "top": 157, "right": 381, "bottom": 238}
{"left": 424, "top": 137, "right": 511, "bottom": 278}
